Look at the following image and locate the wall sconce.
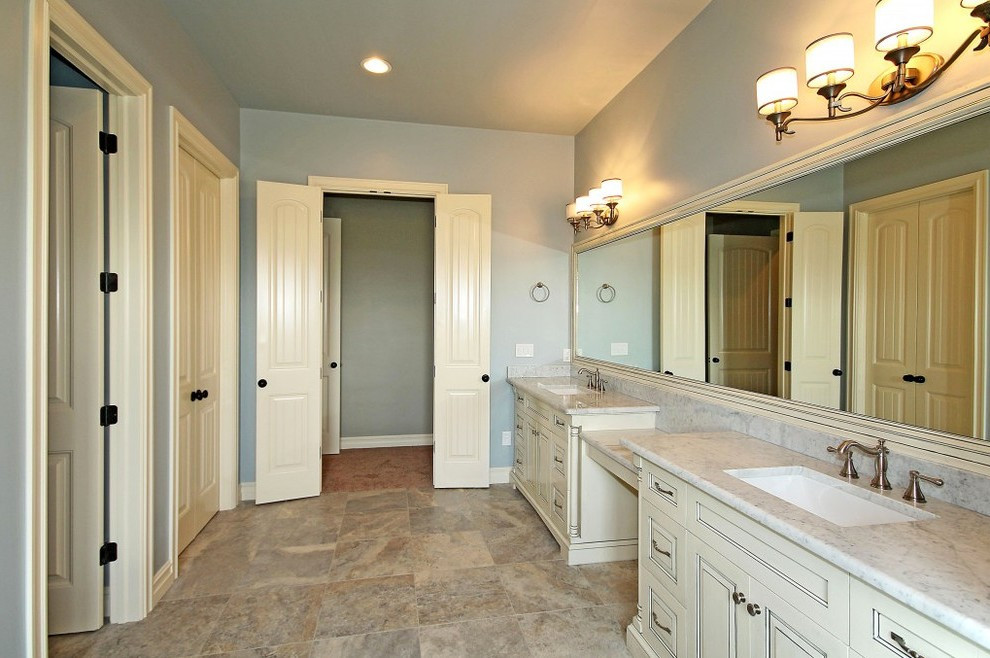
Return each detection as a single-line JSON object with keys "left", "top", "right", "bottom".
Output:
{"left": 567, "top": 178, "right": 622, "bottom": 232}
{"left": 757, "top": 0, "right": 990, "bottom": 141}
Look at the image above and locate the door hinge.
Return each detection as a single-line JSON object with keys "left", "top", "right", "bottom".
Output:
{"left": 784, "top": 361, "right": 792, "bottom": 371}
{"left": 100, "top": 272, "right": 119, "bottom": 293}
{"left": 99, "top": 131, "right": 118, "bottom": 155}
{"left": 784, "top": 297, "right": 792, "bottom": 308}
{"left": 785, "top": 231, "right": 794, "bottom": 242}
{"left": 99, "top": 542, "right": 118, "bottom": 566}
{"left": 100, "top": 405, "right": 119, "bottom": 427}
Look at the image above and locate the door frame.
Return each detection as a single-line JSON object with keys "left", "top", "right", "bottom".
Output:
{"left": 847, "top": 170, "right": 988, "bottom": 436}
{"left": 167, "top": 108, "right": 239, "bottom": 594}
{"left": 28, "top": 0, "right": 155, "bottom": 648}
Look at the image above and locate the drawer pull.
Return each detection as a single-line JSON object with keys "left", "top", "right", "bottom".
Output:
{"left": 553, "top": 499, "right": 564, "bottom": 510}
{"left": 554, "top": 456, "right": 564, "bottom": 465}
{"left": 555, "top": 418, "right": 565, "bottom": 427}
{"left": 652, "top": 481, "right": 675, "bottom": 497}
{"left": 515, "top": 424, "right": 522, "bottom": 430}
{"left": 732, "top": 591, "right": 746, "bottom": 605}
{"left": 651, "top": 539, "right": 671, "bottom": 558}
{"left": 516, "top": 395, "right": 524, "bottom": 402}
{"left": 651, "top": 612, "right": 671, "bottom": 635}
{"left": 515, "top": 459, "right": 523, "bottom": 465}
{"left": 746, "top": 603, "right": 762, "bottom": 616}
{"left": 890, "top": 632, "right": 925, "bottom": 658}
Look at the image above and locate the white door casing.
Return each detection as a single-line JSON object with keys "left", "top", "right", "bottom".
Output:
{"left": 256, "top": 181, "right": 324, "bottom": 504}
{"left": 47, "top": 86, "right": 104, "bottom": 635}
{"left": 660, "top": 213, "right": 706, "bottom": 380}
{"left": 790, "top": 212, "right": 844, "bottom": 408}
{"left": 322, "top": 217, "right": 341, "bottom": 455}
{"left": 433, "top": 194, "right": 492, "bottom": 488}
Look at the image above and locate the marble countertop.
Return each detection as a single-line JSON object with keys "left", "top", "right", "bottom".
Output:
{"left": 622, "top": 431, "right": 990, "bottom": 648}
{"left": 582, "top": 429, "right": 662, "bottom": 474}
{"left": 508, "top": 376, "right": 660, "bottom": 415}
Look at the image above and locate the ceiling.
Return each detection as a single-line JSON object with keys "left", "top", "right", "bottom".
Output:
{"left": 161, "top": 0, "right": 711, "bottom": 135}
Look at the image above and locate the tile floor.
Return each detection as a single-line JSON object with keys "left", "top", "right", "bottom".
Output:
{"left": 50, "top": 484, "right": 636, "bottom": 657}
{"left": 322, "top": 447, "right": 433, "bottom": 492}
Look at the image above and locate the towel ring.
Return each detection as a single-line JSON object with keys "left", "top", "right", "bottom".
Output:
{"left": 597, "top": 283, "right": 616, "bottom": 303}
{"left": 530, "top": 282, "right": 550, "bottom": 303}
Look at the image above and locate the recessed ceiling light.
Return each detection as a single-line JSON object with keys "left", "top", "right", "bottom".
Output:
{"left": 361, "top": 57, "right": 391, "bottom": 75}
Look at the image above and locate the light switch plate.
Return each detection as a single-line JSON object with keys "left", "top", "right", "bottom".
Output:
{"left": 562, "top": 348, "right": 572, "bottom": 362}
{"left": 501, "top": 431, "right": 512, "bottom": 446}
{"left": 515, "top": 343, "right": 534, "bottom": 358}
{"left": 611, "top": 342, "right": 629, "bottom": 356}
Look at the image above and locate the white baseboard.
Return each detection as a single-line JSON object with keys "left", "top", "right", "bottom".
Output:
{"left": 152, "top": 562, "right": 173, "bottom": 606}
{"left": 489, "top": 467, "right": 512, "bottom": 484}
{"left": 341, "top": 433, "right": 434, "bottom": 450}
{"left": 240, "top": 481, "right": 256, "bottom": 502}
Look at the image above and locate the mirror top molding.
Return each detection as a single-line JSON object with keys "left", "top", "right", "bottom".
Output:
{"left": 570, "top": 79, "right": 990, "bottom": 475}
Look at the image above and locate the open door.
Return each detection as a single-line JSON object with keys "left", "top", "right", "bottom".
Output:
{"left": 47, "top": 86, "right": 104, "bottom": 634}
{"left": 256, "top": 181, "right": 323, "bottom": 504}
{"left": 433, "top": 194, "right": 492, "bottom": 488}
{"left": 660, "top": 213, "right": 706, "bottom": 380}
{"left": 790, "top": 212, "right": 844, "bottom": 407}
{"left": 322, "top": 217, "right": 341, "bottom": 455}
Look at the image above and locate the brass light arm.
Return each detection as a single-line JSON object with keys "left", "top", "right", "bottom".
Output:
{"left": 769, "top": 87, "right": 893, "bottom": 141}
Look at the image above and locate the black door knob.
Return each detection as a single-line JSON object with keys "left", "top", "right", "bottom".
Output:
{"left": 202, "top": 389, "right": 209, "bottom": 399}
{"left": 663, "top": 370, "right": 673, "bottom": 376}
{"left": 330, "top": 361, "right": 338, "bottom": 369}
{"left": 832, "top": 369, "right": 843, "bottom": 377}
{"left": 258, "top": 379, "right": 267, "bottom": 388}
{"left": 711, "top": 357, "right": 720, "bottom": 363}
{"left": 481, "top": 374, "right": 490, "bottom": 383}
{"left": 903, "top": 374, "right": 915, "bottom": 382}
{"left": 190, "top": 390, "right": 199, "bottom": 402}
{"left": 914, "top": 375, "right": 926, "bottom": 384}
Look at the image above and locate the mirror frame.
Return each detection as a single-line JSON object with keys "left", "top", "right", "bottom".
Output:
{"left": 571, "top": 80, "right": 990, "bottom": 476}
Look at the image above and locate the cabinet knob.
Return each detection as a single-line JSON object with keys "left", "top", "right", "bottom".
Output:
{"left": 732, "top": 591, "right": 746, "bottom": 605}
{"left": 746, "top": 603, "right": 762, "bottom": 616}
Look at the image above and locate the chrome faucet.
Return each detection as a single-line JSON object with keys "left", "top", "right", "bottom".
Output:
{"left": 827, "top": 439, "right": 892, "bottom": 490}
{"left": 578, "top": 367, "right": 607, "bottom": 393}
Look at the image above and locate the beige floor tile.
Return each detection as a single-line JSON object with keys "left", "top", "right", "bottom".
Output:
{"left": 418, "top": 616, "right": 532, "bottom": 658}
{"left": 499, "top": 561, "right": 601, "bottom": 614}
{"left": 311, "top": 629, "right": 421, "bottom": 658}
{"left": 200, "top": 641, "right": 314, "bottom": 657}
{"left": 343, "top": 489, "right": 408, "bottom": 514}
{"left": 483, "top": 524, "right": 562, "bottom": 565}
{"left": 237, "top": 545, "right": 335, "bottom": 590}
{"left": 315, "top": 575, "right": 419, "bottom": 638}
{"left": 408, "top": 506, "right": 477, "bottom": 535}
{"left": 409, "top": 531, "right": 495, "bottom": 572}
{"left": 337, "top": 509, "right": 410, "bottom": 541}
{"left": 90, "top": 594, "right": 228, "bottom": 657}
{"left": 260, "top": 515, "right": 340, "bottom": 550}
{"left": 515, "top": 605, "right": 632, "bottom": 658}
{"left": 413, "top": 566, "right": 513, "bottom": 625}
{"left": 577, "top": 560, "right": 638, "bottom": 604}
{"left": 201, "top": 585, "right": 325, "bottom": 654}
{"left": 329, "top": 536, "right": 419, "bottom": 580}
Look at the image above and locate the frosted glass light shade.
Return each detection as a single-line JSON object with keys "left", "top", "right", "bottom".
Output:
{"left": 806, "top": 33, "right": 856, "bottom": 88}
{"left": 565, "top": 202, "right": 577, "bottom": 219}
{"left": 575, "top": 195, "right": 592, "bottom": 216}
{"left": 588, "top": 187, "right": 606, "bottom": 209}
{"left": 875, "top": 0, "right": 933, "bottom": 51}
{"left": 757, "top": 67, "right": 799, "bottom": 116}
{"left": 961, "top": 0, "right": 982, "bottom": 7}
{"left": 601, "top": 178, "right": 623, "bottom": 201}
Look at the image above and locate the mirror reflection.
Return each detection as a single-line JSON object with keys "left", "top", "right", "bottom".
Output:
{"left": 576, "top": 110, "right": 989, "bottom": 440}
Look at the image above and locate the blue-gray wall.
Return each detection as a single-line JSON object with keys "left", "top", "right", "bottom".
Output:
{"left": 239, "top": 109, "right": 574, "bottom": 482}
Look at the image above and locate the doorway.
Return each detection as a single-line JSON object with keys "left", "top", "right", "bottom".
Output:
{"left": 320, "top": 195, "right": 435, "bottom": 492}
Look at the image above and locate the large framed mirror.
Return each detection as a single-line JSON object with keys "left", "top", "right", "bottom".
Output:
{"left": 573, "top": 93, "right": 990, "bottom": 466}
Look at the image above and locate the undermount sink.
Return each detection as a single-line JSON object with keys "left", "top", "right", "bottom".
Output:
{"left": 538, "top": 384, "right": 582, "bottom": 396}
{"left": 725, "top": 466, "right": 937, "bottom": 527}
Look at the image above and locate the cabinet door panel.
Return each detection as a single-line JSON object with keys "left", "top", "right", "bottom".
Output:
{"left": 747, "top": 578, "right": 848, "bottom": 658}
{"left": 688, "top": 533, "right": 751, "bottom": 658}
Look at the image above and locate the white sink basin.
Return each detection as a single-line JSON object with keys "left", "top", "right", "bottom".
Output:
{"left": 538, "top": 384, "right": 582, "bottom": 396}
{"left": 725, "top": 466, "right": 936, "bottom": 527}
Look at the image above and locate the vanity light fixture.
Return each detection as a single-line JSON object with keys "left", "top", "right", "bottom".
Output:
{"left": 567, "top": 178, "right": 622, "bottom": 232}
{"left": 758, "top": 0, "right": 990, "bottom": 141}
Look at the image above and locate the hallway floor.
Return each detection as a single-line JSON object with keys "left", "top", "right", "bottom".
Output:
{"left": 49, "top": 484, "right": 636, "bottom": 657}
{"left": 322, "top": 446, "right": 433, "bottom": 492}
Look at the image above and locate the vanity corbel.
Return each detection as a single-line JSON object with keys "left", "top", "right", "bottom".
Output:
{"left": 508, "top": 377, "right": 658, "bottom": 565}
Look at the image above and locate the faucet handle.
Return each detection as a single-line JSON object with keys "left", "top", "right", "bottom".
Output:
{"left": 827, "top": 445, "right": 859, "bottom": 479}
{"left": 902, "top": 470, "right": 944, "bottom": 504}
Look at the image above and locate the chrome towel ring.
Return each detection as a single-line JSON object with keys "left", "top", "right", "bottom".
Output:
{"left": 530, "top": 281, "right": 550, "bottom": 303}
{"left": 597, "top": 283, "right": 616, "bottom": 303}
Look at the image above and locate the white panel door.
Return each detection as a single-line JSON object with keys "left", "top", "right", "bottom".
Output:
{"left": 176, "top": 148, "right": 197, "bottom": 551}
{"left": 256, "top": 181, "right": 323, "bottom": 504}
{"left": 790, "top": 212, "right": 844, "bottom": 408}
{"left": 660, "top": 213, "right": 706, "bottom": 380}
{"left": 434, "top": 194, "right": 491, "bottom": 488}
{"left": 48, "top": 86, "right": 104, "bottom": 635}
{"left": 322, "top": 217, "right": 342, "bottom": 455}
{"left": 707, "top": 234, "right": 779, "bottom": 396}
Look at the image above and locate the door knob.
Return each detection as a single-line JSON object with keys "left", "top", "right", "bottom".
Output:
{"left": 914, "top": 375, "right": 926, "bottom": 384}
{"left": 190, "top": 390, "right": 199, "bottom": 402}
{"left": 202, "top": 389, "right": 209, "bottom": 399}
{"left": 832, "top": 368, "right": 843, "bottom": 376}
{"left": 903, "top": 374, "right": 915, "bottom": 382}
{"left": 663, "top": 370, "right": 673, "bottom": 376}
{"left": 711, "top": 357, "right": 720, "bottom": 363}
{"left": 258, "top": 379, "right": 268, "bottom": 388}
{"left": 481, "top": 374, "right": 490, "bottom": 382}
{"left": 330, "top": 361, "right": 338, "bottom": 369}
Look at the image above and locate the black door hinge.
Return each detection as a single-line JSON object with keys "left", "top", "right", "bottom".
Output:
{"left": 100, "top": 272, "right": 119, "bottom": 293}
{"left": 100, "top": 405, "right": 118, "bottom": 427}
{"left": 785, "top": 297, "right": 793, "bottom": 308}
{"left": 784, "top": 361, "right": 792, "bottom": 371}
{"left": 786, "top": 231, "right": 794, "bottom": 242}
{"left": 99, "top": 131, "right": 118, "bottom": 155}
{"left": 99, "top": 542, "right": 118, "bottom": 566}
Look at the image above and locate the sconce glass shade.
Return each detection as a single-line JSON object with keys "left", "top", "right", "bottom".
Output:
{"left": 565, "top": 202, "right": 577, "bottom": 219}
{"left": 588, "top": 187, "right": 606, "bottom": 209}
{"left": 757, "top": 67, "right": 799, "bottom": 116}
{"left": 805, "top": 33, "right": 856, "bottom": 88}
{"left": 575, "top": 195, "right": 592, "bottom": 216}
{"left": 875, "top": 0, "right": 933, "bottom": 51}
{"left": 601, "top": 178, "right": 623, "bottom": 201}
{"left": 961, "top": 0, "right": 982, "bottom": 6}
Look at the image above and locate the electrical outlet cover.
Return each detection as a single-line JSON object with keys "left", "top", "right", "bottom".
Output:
{"left": 563, "top": 348, "right": 572, "bottom": 362}
{"left": 611, "top": 342, "right": 629, "bottom": 356}
{"left": 501, "top": 431, "right": 512, "bottom": 446}
{"left": 515, "top": 343, "right": 535, "bottom": 358}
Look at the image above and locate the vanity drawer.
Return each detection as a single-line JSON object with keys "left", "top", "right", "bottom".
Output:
{"left": 550, "top": 480, "right": 567, "bottom": 535}
{"left": 640, "top": 569, "right": 688, "bottom": 658}
{"left": 641, "top": 460, "right": 687, "bottom": 525}
{"left": 687, "top": 487, "right": 849, "bottom": 642}
{"left": 849, "top": 579, "right": 986, "bottom": 658}
{"left": 552, "top": 438, "right": 567, "bottom": 478}
{"left": 526, "top": 397, "right": 552, "bottom": 424}
{"left": 640, "top": 497, "right": 686, "bottom": 604}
